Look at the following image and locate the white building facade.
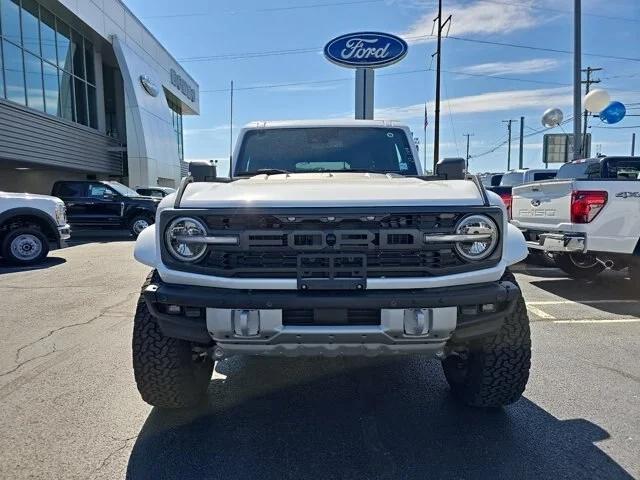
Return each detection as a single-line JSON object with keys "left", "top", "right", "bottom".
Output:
{"left": 0, "top": 0, "right": 199, "bottom": 193}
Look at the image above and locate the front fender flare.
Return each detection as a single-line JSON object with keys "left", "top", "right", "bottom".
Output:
{"left": 134, "top": 223, "right": 158, "bottom": 267}
{"left": 504, "top": 222, "right": 528, "bottom": 266}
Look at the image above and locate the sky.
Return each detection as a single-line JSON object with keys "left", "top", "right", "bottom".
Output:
{"left": 125, "top": 0, "right": 640, "bottom": 174}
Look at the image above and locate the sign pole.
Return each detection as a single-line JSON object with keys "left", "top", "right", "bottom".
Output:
{"left": 355, "top": 68, "right": 375, "bottom": 120}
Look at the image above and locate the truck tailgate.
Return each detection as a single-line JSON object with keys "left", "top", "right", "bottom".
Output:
{"left": 511, "top": 180, "right": 574, "bottom": 231}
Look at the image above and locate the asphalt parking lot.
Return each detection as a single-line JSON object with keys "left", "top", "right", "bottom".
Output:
{"left": 0, "top": 240, "right": 638, "bottom": 480}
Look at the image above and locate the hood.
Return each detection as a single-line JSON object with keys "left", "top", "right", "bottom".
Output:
{"left": 174, "top": 173, "right": 484, "bottom": 208}
{"left": 1, "top": 191, "right": 64, "bottom": 204}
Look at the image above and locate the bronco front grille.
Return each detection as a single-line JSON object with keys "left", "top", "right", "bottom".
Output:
{"left": 160, "top": 209, "right": 503, "bottom": 279}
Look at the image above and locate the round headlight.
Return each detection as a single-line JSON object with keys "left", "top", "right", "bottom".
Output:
{"left": 165, "top": 217, "right": 208, "bottom": 262}
{"left": 454, "top": 215, "right": 498, "bottom": 261}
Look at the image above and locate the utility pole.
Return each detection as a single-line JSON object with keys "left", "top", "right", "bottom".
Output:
{"left": 573, "top": 0, "right": 582, "bottom": 160}
{"left": 229, "top": 80, "right": 234, "bottom": 165}
{"left": 463, "top": 133, "right": 473, "bottom": 173}
{"left": 502, "top": 119, "right": 516, "bottom": 171}
{"left": 632, "top": 133, "right": 636, "bottom": 156}
{"left": 581, "top": 66, "right": 601, "bottom": 156}
{"left": 431, "top": 0, "right": 452, "bottom": 172}
{"left": 518, "top": 116, "right": 525, "bottom": 169}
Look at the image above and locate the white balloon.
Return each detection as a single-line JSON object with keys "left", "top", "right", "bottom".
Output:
{"left": 584, "top": 89, "right": 610, "bottom": 113}
{"left": 541, "top": 108, "right": 564, "bottom": 128}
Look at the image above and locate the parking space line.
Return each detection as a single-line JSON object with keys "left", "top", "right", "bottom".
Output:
{"left": 552, "top": 318, "right": 640, "bottom": 324}
{"left": 527, "top": 305, "right": 556, "bottom": 319}
{"left": 528, "top": 300, "right": 640, "bottom": 305}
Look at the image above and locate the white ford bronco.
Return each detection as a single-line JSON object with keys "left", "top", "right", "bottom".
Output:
{"left": 132, "top": 120, "right": 530, "bottom": 409}
{"left": 0, "top": 191, "right": 70, "bottom": 265}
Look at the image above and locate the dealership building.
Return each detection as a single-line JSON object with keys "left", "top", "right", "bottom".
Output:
{"left": 0, "top": 0, "right": 199, "bottom": 194}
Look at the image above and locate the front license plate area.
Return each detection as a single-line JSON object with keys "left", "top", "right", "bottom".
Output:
{"left": 297, "top": 254, "right": 367, "bottom": 290}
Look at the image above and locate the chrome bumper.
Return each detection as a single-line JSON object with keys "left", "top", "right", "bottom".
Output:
{"left": 526, "top": 233, "right": 585, "bottom": 253}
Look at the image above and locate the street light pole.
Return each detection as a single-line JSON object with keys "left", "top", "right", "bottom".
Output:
{"left": 573, "top": 0, "right": 582, "bottom": 159}
{"left": 432, "top": 0, "right": 451, "bottom": 172}
{"left": 502, "top": 119, "right": 515, "bottom": 171}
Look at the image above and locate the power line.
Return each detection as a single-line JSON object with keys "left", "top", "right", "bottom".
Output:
{"left": 177, "top": 34, "right": 640, "bottom": 64}
{"left": 141, "top": 0, "right": 640, "bottom": 23}
{"left": 591, "top": 125, "right": 640, "bottom": 129}
{"left": 141, "top": 0, "right": 383, "bottom": 19}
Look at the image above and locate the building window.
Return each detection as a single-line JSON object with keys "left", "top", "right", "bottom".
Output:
{"left": 167, "top": 97, "right": 184, "bottom": 162}
{"left": 0, "top": 0, "right": 97, "bottom": 128}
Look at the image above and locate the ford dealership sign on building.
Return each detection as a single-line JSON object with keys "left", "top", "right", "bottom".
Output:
{"left": 324, "top": 32, "right": 408, "bottom": 68}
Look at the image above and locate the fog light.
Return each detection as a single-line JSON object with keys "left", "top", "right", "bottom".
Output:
{"left": 482, "top": 303, "right": 497, "bottom": 313}
{"left": 460, "top": 305, "right": 479, "bottom": 316}
{"left": 166, "top": 305, "right": 182, "bottom": 315}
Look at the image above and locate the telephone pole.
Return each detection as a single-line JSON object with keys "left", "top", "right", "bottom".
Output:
{"left": 572, "top": 0, "right": 582, "bottom": 160}
{"left": 502, "top": 119, "right": 516, "bottom": 170}
{"left": 463, "top": 133, "right": 473, "bottom": 172}
{"left": 518, "top": 116, "right": 525, "bottom": 169}
{"left": 431, "top": 0, "right": 452, "bottom": 171}
{"left": 581, "top": 66, "right": 601, "bottom": 156}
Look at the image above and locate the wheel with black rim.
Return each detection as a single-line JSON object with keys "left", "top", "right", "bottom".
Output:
{"left": 442, "top": 271, "right": 531, "bottom": 408}
{"left": 132, "top": 271, "right": 214, "bottom": 408}
{"left": 554, "top": 252, "right": 604, "bottom": 279}
{"left": 129, "top": 214, "right": 154, "bottom": 238}
{"left": 1, "top": 228, "right": 49, "bottom": 266}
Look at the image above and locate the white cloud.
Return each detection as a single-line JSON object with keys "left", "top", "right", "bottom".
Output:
{"left": 374, "top": 87, "right": 572, "bottom": 120}
{"left": 458, "top": 58, "right": 562, "bottom": 76}
{"left": 400, "top": 1, "right": 539, "bottom": 45}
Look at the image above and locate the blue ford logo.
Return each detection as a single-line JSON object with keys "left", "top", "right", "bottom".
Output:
{"left": 324, "top": 32, "right": 408, "bottom": 69}
{"left": 139, "top": 74, "right": 159, "bottom": 97}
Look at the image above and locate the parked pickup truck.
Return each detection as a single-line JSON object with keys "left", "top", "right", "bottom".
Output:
{"left": 0, "top": 191, "right": 70, "bottom": 265}
{"left": 511, "top": 156, "right": 640, "bottom": 279}
{"left": 132, "top": 120, "right": 530, "bottom": 410}
{"left": 487, "top": 168, "right": 558, "bottom": 218}
{"left": 52, "top": 180, "right": 160, "bottom": 237}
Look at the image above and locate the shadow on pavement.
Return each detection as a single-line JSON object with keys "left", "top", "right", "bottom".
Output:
{"left": 127, "top": 356, "right": 632, "bottom": 480}
{"left": 0, "top": 256, "right": 66, "bottom": 274}
{"left": 67, "top": 229, "right": 134, "bottom": 246}
{"left": 531, "top": 274, "right": 639, "bottom": 317}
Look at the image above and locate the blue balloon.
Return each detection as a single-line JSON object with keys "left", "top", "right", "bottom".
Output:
{"left": 599, "top": 101, "right": 626, "bottom": 124}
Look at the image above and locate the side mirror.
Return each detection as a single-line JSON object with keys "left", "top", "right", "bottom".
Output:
{"left": 189, "top": 160, "right": 218, "bottom": 182}
{"left": 436, "top": 158, "right": 466, "bottom": 180}
{"left": 103, "top": 190, "right": 116, "bottom": 199}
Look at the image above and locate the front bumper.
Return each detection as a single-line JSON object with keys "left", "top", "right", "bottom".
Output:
{"left": 526, "top": 232, "right": 585, "bottom": 253}
{"left": 142, "top": 279, "right": 521, "bottom": 356}
{"left": 56, "top": 224, "right": 71, "bottom": 249}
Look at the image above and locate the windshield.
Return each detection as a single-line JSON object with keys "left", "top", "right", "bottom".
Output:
{"left": 105, "top": 181, "right": 141, "bottom": 197}
{"left": 234, "top": 127, "right": 418, "bottom": 176}
{"left": 499, "top": 172, "right": 524, "bottom": 186}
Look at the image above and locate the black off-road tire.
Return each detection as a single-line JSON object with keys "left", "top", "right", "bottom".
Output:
{"left": 132, "top": 271, "right": 213, "bottom": 408}
{"left": 1, "top": 227, "right": 50, "bottom": 265}
{"left": 442, "top": 271, "right": 531, "bottom": 408}
{"left": 554, "top": 253, "right": 604, "bottom": 280}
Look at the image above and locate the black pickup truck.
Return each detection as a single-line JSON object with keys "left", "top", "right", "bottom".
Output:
{"left": 51, "top": 181, "right": 160, "bottom": 237}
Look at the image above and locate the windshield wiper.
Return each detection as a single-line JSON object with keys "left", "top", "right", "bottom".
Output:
{"left": 237, "top": 168, "right": 291, "bottom": 176}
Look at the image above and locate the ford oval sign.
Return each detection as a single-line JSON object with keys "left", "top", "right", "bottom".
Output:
{"left": 139, "top": 74, "right": 159, "bottom": 97}
{"left": 324, "top": 32, "right": 408, "bottom": 69}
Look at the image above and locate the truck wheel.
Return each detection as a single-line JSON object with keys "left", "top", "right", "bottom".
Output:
{"left": 132, "top": 271, "right": 213, "bottom": 408}
{"left": 1, "top": 228, "right": 49, "bottom": 265}
{"left": 442, "top": 271, "right": 531, "bottom": 408}
{"left": 554, "top": 253, "right": 604, "bottom": 279}
{"left": 129, "top": 214, "right": 154, "bottom": 238}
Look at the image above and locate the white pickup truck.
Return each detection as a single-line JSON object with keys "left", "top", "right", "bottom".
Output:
{"left": 132, "top": 120, "right": 531, "bottom": 410}
{"left": 511, "top": 156, "right": 640, "bottom": 279}
{"left": 0, "top": 191, "right": 71, "bottom": 265}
